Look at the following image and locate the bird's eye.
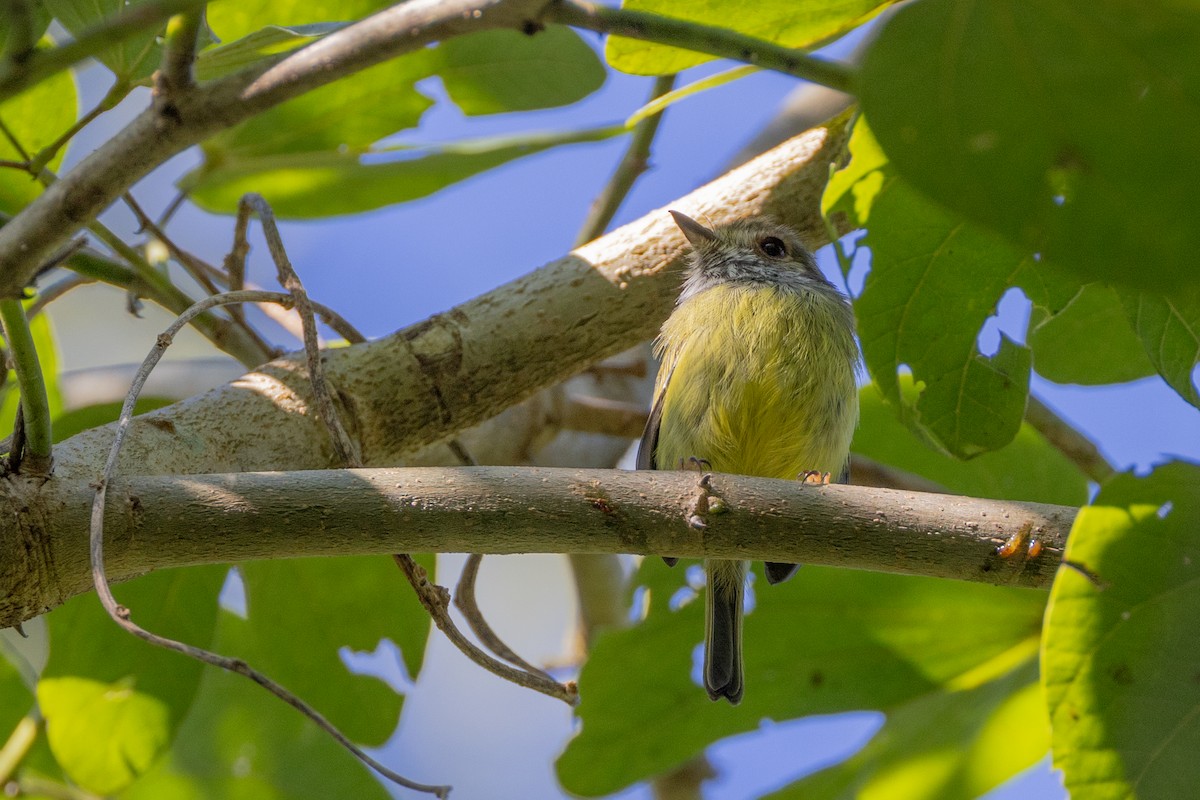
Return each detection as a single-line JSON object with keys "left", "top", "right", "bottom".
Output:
{"left": 759, "top": 236, "right": 787, "bottom": 258}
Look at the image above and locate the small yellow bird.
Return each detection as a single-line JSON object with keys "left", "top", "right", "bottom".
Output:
{"left": 638, "top": 211, "right": 859, "bottom": 704}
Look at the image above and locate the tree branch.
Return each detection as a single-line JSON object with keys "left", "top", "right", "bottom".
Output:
{"left": 0, "top": 466, "right": 1076, "bottom": 627}
{"left": 47, "top": 116, "right": 851, "bottom": 480}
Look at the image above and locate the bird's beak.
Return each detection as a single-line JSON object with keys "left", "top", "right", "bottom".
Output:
{"left": 669, "top": 210, "right": 716, "bottom": 248}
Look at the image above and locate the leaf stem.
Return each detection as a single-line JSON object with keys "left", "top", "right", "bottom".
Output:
{"left": 0, "top": 298, "right": 52, "bottom": 470}
{"left": 548, "top": 0, "right": 859, "bottom": 95}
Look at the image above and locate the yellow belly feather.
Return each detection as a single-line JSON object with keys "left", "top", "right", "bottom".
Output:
{"left": 654, "top": 282, "right": 858, "bottom": 479}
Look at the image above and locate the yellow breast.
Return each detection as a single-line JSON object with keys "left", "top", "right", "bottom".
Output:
{"left": 653, "top": 282, "right": 859, "bottom": 479}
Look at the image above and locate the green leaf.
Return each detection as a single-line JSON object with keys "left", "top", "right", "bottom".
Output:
{"left": 1043, "top": 462, "right": 1200, "bottom": 799}
{"left": 0, "top": 48, "right": 76, "bottom": 214}
{"left": 769, "top": 659, "right": 1046, "bottom": 800}
{"left": 207, "top": 0, "right": 391, "bottom": 42}
{"left": 226, "top": 556, "right": 434, "bottom": 745}
{"left": 1029, "top": 284, "right": 1155, "bottom": 386}
{"left": 184, "top": 126, "right": 625, "bottom": 218}
{"left": 39, "top": 567, "right": 225, "bottom": 794}
{"left": 201, "top": 52, "right": 435, "bottom": 159}
{"left": 557, "top": 560, "right": 1045, "bottom": 795}
{"left": 605, "top": 0, "right": 893, "bottom": 75}
{"left": 853, "top": 382, "right": 1089, "bottom": 507}
{"left": 434, "top": 27, "right": 606, "bottom": 115}
{"left": 860, "top": 0, "right": 1200, "bottom": 291}
{"left": 38, "top": 676, "right": 170, "bottom": 795}
{"left": 194, "top": 23, "right": 344, "bottom": 82}
{"left": 1118, "top": 286, "right": 1200, "bottom": 409}
{"left": 43, "top": 0, "right": 163, "bottom": 82}
{"left": 825, "top": 119, "right": 1078, "bottom": 458}
{"left": 121, "top": 603, "right": 397, "bottom": 800}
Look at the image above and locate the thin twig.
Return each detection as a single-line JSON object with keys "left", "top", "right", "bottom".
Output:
{"left": 123, "top": 193, "right": 282, "bottom": 358}
{"left": 1025, "top": 395, "right": 1116, "bottom": 484}
{"left": 394, "top": 554, "right": 579, "bottom": 705}
{"left": 26, "top": 274, "right": 96, "bottom": 318}
{"left": 453, "top": 554, "right": 558, "bottom": 680}
{"left": 575, "top": 74, "right": 676, "bottom": 246}
{"left": 547, "top": 0, "right": 859, "bottom": 95}
{"left": 156, "top": 10, "right": 204, "bottom": 101}
{"left": 0, "top": 0, "right": 211, "bottom": 105}
{"left": 0, "top": 300, "right": 51, "bottom": 473}
{"left": 232, "top": 195, "right": 359, "bottom": 466}
{"left": 87, "top": 288, "right": 451, "bottom": 798}
{"left": 30, "top": 237, "right": 87, "bottom": 283}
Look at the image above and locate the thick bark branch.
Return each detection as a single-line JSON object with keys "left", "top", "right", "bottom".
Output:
{"left": 49, "top": 118, "right": 850, "bottom": 480}
{"left": 1, "top": 467, "right": 1076, "bottom": 627}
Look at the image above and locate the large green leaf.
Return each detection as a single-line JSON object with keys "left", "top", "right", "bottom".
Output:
{"left": 605, "top": 0, "right": 892, "bottom": 75}
{"left": 557, "top": 560, "right": 1045, "bottom": 795}
{"left": 1043, "top": 462, "right": 1200, "bottom": 799}
{"left": 184, "top": 126, "right": 624, "bottom": 218}
{"left": 769, "top": 659, "right": 1046, "bottom": 800}
{"left": 38, "top": 567, "right": 226, "bottom": 794}
{"left": 0, "top": 51, "right": 76, "bottom": 214}
{"left": 227, "top": 556, "right": 434, "bottom": 745}
{"left": 861, "top": 0, "right": 1200, "bottom": 291}
{"left": 1029, "top": 285, "right": 1155, "bottom": 386}
{"left": 825, "top": 119, "right": 1078, "bottom": 458}
{"left": 43, "top": 0, "right": 163, "bottom": 82}
{"left": 1118, "top": 286, "right": 1200, "bottom": 410}
{"left": 120, "top": 605, "right": 397, "bottom": 800}
{"left": 201, "top": 52, "right": 435, "bottom": 159}
{"left": 433, "top": 27, "right": 605, "bottom": 115}
{"left": 853, "top": 382, "right": 1088, "bottom": 507}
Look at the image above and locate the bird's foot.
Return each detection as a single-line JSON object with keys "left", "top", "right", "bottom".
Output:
{"left": 798, "top": 470, "right": 832, "bottom": 485}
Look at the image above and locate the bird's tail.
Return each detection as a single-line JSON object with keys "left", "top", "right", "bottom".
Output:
{"left": 704, "top": 559, "right": 746, "bottom": 705}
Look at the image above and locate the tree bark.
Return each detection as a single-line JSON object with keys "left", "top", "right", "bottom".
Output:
{"left": 0, "top": 467, "right": 1076, "bottom": 627}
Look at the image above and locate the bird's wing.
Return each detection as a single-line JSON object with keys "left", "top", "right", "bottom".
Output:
{"left": 636, "top": 382, "right": 667, "bottom": 471}
{"left": 637, "top": 359, "right": 676, "bottom": 471}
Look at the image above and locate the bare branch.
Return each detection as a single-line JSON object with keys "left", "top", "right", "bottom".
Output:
{"left": 2, "top": 464, "right": 1078, "bottom": 628}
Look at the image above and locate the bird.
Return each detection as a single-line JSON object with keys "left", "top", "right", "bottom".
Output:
{"left": 637, "top": 210, "right": 859, "bottom": 704}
